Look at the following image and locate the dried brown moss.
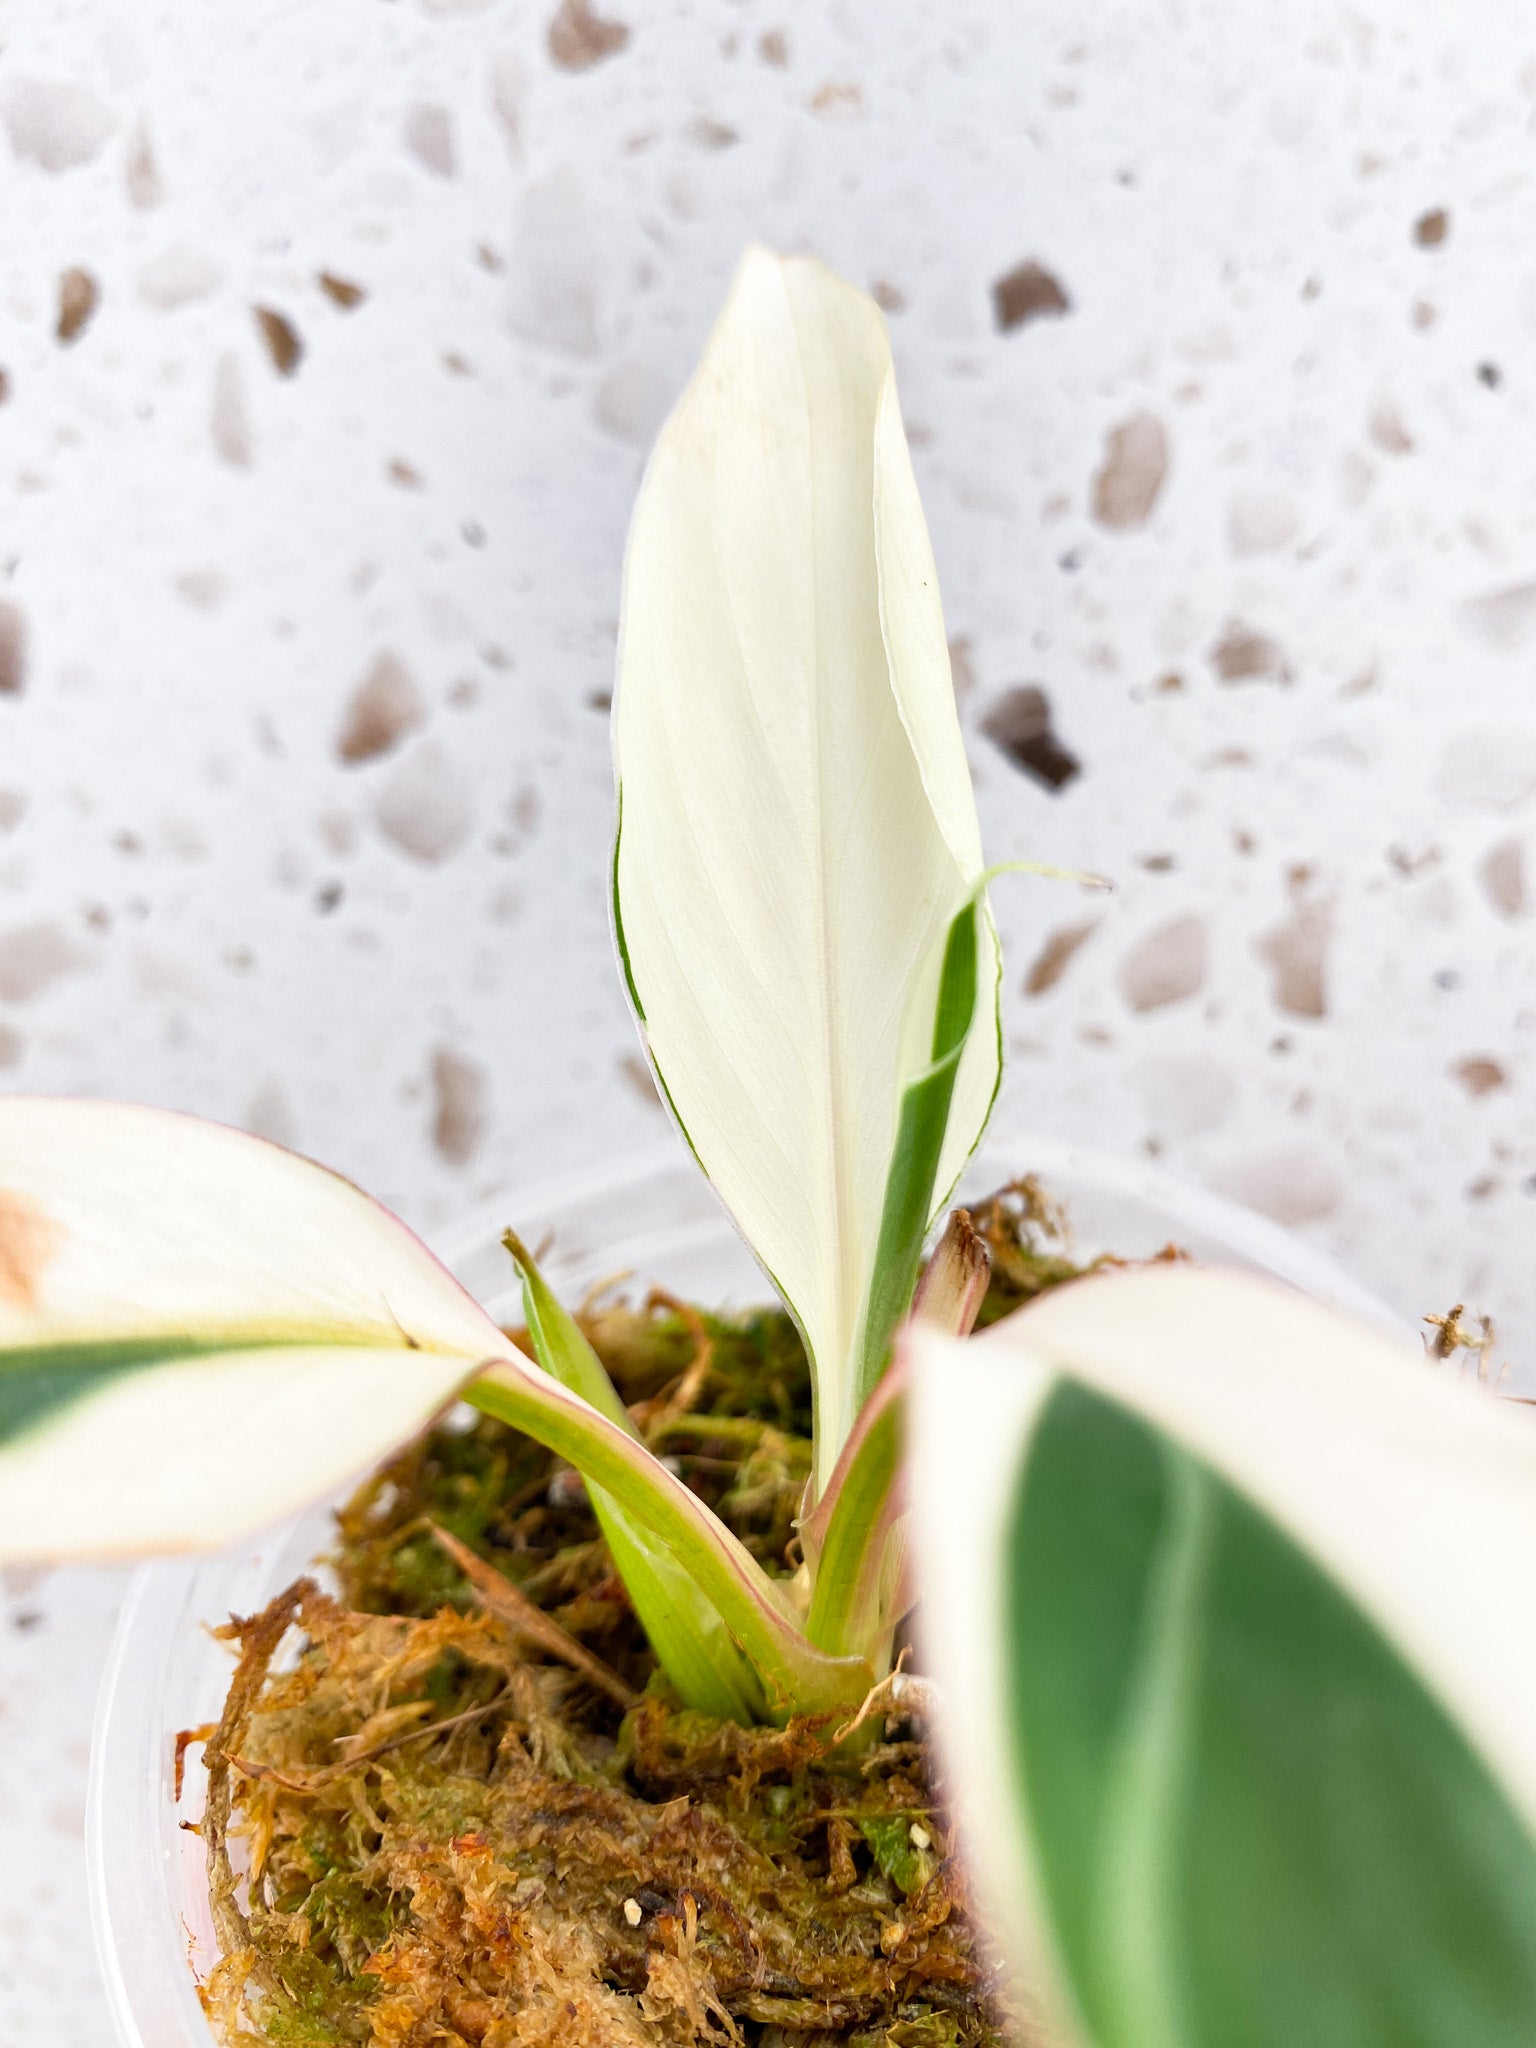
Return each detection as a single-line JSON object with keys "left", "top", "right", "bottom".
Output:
{"left": 202, "top": 1196, "right": 1087, "bottom": 2048}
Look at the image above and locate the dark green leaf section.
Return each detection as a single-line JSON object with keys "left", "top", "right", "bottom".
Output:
{"left": 1007, "top": 1379, "right": 1536, "bottom": 2048}
{"left": 853, "top": 895, "right": 980, "bottom": 1408}
{"left": 0, "top": 1335, "right": 311, "bottom": 1448}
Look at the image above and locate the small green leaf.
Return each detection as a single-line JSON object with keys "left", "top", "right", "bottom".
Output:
{"left": 859, "top": 1812, "right": 927, "bottom": 1896}
{"left": 465, "top": 1346, "right": 872, "bottom": 1726}
{"left": 497, "top": 1230, "right": 764, "bottom": 1722}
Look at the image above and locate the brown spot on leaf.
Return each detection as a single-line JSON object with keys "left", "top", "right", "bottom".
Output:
{"left": 758, "top": 28, "right": 789, "bottom": 65}
{"left": 1210, "top": 622, "right": 1291, "bottom": 685}
{"left": 1413, "top": 207, "right": 1449, "bottom": 248}
{"left": 1256, "top": 898, "right": 1331, "bottom": 1018}
{"left": 1024, "top": 920, "right": 1099, "bottom": 996}
{"left": 1454, "top": 1056, "right": 1506, "bottom": 1098}
{"left": 431, "top": 1047, "right": 488, "bottom": 1165}
{"left": 0, "top": 1191, "right": 63, "bottom": 1310}
{"left": 254, "top": 306, "right": 303, "bottom": 376}
{"left": 547, "top": 0, "right": 630, "bottom": 70}
{"left": 338, "top": 652, "right": 426, "bottom": 765}
{"left": 56, "top": 267, "right": 99, "bottom": 344}
{"left": 0, "top": 369, "right": 11, "bottom": 406}
{"left": 1091, "top": 412, "right": 1168, "bottom": 529}
{"left": 1118, "top": 915, "right": 1207, "bottom": 1012}
{"left": 1479, "top": 837, "right": 1525, "bottom": 918}
{"left": 992, "top": 259, "right": 1071, "bottom": 332}
{"left": 0, "top": 604, "right": 27, "bottom": 697}
{"left": 318, "top": 271, "right": 365, "bottom": 309}
{"left": 869, "top": 278, "right": 906, "bottom": 314}
{"left": 980, "top": 686, "right": 1081, "bottom": 791}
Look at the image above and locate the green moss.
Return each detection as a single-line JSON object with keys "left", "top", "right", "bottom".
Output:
{"left": 208, "top": 1188, "right": 1093, "bottom": 2047}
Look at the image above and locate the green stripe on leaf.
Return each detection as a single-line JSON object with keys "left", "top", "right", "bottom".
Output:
{"left": 852, "top": 893, "right": 982, "bottom": 1415}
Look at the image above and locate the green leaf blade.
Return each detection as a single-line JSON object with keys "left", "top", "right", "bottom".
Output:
{"left": 498, "top": 1230, "right": 765, "bottom": 1722}
{"left": 1010, "top": 1380, "right": 1536, "bottom": 2048}
{"left": 908, "top": 1267, "right": 1536, "bottom": 2048}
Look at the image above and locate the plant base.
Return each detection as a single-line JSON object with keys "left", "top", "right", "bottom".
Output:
{"left": 199, "top": 1183, "right": 1086, "bottom": 2047}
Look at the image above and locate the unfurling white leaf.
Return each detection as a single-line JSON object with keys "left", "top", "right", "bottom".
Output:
{"left": 614, "top": 248, "right": 999, "bottom": 1488}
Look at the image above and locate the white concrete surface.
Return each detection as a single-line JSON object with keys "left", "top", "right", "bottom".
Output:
{"left": 5, "top": 0, "right": 1536, "bottom": 2038}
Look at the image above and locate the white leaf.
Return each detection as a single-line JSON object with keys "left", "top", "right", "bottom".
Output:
{"left": 614, "top": 247, "right": 999, "bottom": 1480}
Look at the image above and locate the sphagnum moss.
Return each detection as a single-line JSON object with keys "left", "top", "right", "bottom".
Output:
{"left": 199, "top": 1190, "right": 1087, "bottom": 2048}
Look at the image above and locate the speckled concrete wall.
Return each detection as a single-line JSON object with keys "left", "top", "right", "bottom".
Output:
{"left": 6, "top": 1, "right": 1536, "bottom": 2037}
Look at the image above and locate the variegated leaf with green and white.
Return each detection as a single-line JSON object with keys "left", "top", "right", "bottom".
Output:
{"left": 908, "top": 1264, "right": 1536, "bottom": 2048}
{"left": 0, "top": 1098, "right": 871, "bottom": 1724}
{"left": 613, "top": 246, "right": 1002, "bottom": 1494}
{"left": 0, "top": 1097, "right": 506, "bottom": 1560}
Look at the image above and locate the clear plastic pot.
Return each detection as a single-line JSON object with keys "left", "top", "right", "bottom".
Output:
{"left": 86, "top": 1133, "right": 1402, "bottom": 2048}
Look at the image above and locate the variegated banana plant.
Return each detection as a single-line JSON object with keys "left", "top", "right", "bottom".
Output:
{"left": 908, "top": 1265, "right": 1536, "bottom": 2047}
{"left": 0, "top": 250, "right": 1005, "bottom": 1729}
